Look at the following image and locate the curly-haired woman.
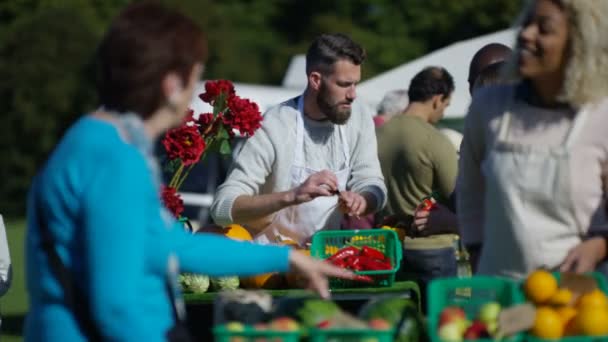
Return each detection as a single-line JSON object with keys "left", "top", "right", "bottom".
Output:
{"left": 458, "top": 0, "right": 608, "bottom": 279}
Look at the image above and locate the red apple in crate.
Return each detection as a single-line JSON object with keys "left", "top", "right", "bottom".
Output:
{"left": 439, "top": 306, "right": 466, "bottom": 326}
{"left": 253, "top": 323, "right": 268, "bottom": 331}
{"left": 269, "top": 317, "right": 299, "bottom": 331}
{"left": 463, "top": 320, "right": 490, "bottom": 339}
{"left": 317, "top": 320, "right": 333, "bottom": 329}
{"left": 438, "top": 321, "right": 464, "bottom": 342}
{"left": 368, "top": 318, "right": 391, "bottom": 330}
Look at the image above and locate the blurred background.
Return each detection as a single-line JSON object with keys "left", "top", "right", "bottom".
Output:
{"left": 0, "top": 1, "right": 521, "bottom": 340}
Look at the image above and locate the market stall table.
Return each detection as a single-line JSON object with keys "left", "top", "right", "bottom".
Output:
{"left": 184, "top": 281, "right": 421, "bottom": 341}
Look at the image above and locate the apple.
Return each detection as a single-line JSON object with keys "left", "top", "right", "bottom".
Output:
{"left": 225, "top": 321, "right": 245, "bottom": 332}
{"left": 316, "top": 320, "right": 333, "bottom": 329}
{"left": 486, "top": 320, "right": 498, "bottom": 336}
{"left": 269, "top": 317, "right": 299, "bottom": 331}
{"left": 439, "top": 306, "right": 466, "bottom": 326}
{"left": 438, "top": 321, "right": 464, "bottom": 342}
{"left": 463, "top": 320, "right": 490, "bottom": 339}
{"left": 478, "top": 302, "right": 501, "bottom": 324}
{"left": 368, "top": 318, "right": 392, "bottom": 330}
{"left": 253, "top": 323, "right": 268, "bottom": 331}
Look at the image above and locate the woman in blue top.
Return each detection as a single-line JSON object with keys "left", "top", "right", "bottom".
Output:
{"left": 24, "top": 2, "right": 352, "bottom": 341}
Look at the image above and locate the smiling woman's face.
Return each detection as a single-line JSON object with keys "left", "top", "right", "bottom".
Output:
{"left": 517, "top": 0, "right": 569, "bottom": 81}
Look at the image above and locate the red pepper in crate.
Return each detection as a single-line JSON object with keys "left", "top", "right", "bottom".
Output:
{"left": 358, "top": 256, "right": 392, "bottom": 271}
{"left": 360, "top": 246, "right": 387, "bottom": 261}
{"left": 327, "top": 246, "right": 358, "bottom": 263}
{"left": 352, "top": 275, "right": 374, "bottom": 283}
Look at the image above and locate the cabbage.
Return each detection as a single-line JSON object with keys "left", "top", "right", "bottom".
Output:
{"left": 179, "top": 273, "right": 210, "bottom": 293}
{"left": 210, "top": 276, "right": 240, "bottom": 291}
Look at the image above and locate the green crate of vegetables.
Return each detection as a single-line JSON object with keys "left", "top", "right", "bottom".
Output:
{"left": 427, "top": 276, "right": 525, "bottom": 342}
{"left": 311, "top": 229, "right": 402, "bottom": 288}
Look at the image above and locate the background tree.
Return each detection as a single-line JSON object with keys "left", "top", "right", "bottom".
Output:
{"left": 0, "top": 0, "right": 521, "bottom": 217}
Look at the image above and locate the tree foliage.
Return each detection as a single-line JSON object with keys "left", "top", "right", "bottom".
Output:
{"left": 0, "top": 0, "right": 521, "bottom": 216}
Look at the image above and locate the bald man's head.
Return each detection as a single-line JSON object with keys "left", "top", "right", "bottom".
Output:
{"left": 468, "top": 43, "right": 512, "bottom": 94}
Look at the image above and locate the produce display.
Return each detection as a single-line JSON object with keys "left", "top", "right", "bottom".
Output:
{"left": 523, "top": 270, "right": 608, "bottom": 339}
{"left": 435, "top": 302, "right": 502, "bottom": 341}
{"left": 212, "top": 291, "right": 423, "bottom": 342}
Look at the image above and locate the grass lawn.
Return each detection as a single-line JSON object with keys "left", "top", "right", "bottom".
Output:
{"left": 1, "top": 218, "right": 27, "bottom": 342}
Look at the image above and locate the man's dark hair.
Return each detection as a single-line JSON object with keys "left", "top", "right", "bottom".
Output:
{"left": 97, "top": 1, "right": 207, "bottom": 118}
{"left": 305, "top": 33, "right": 366, "bottom": 75}
{"left": 407, "top": 66, "right": 455, "bottom": 103}
{"left": 473, "top": 61, "right": 507, "bottom": 90}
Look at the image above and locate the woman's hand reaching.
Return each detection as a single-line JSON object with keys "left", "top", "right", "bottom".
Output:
{"left": 288, "top": 250, "right": 354, "bottom": 299}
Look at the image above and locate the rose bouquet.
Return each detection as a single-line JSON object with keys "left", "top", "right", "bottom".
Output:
{"left": 160, "top": 80, "right": 263, "bottom": 222}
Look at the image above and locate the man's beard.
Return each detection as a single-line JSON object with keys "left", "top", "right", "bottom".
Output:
{"left": 316, "top": 84, "right": 352, "bottom": 125}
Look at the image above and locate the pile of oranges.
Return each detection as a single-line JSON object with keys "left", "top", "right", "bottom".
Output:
{"left": 524, "top": 270, "right": 608, "bottom": 339}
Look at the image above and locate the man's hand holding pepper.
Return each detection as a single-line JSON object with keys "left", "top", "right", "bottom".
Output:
{"left": 412, "top": 200, "right": 459, "bottom": 236}
{"left": 338, "top": 191, "right": 369, "bottom": 217}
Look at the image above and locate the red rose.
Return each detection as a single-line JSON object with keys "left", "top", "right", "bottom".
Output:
{"left": 199, "top": 80, "right": 235, "bottom": 104}
{"left": 198, "top": 112, "right": 225, "bottom": 137}
{"left": 182, "top": 109, "right": 195, "bottom": 125}
{"left": 224, "top": 95, "right": 263, "bottom": 137}
{"left": 161, "top": 186, "right": 184, "bottom": 218}
{"left": 162, "top": 125, "right": 206, "bottom": 165}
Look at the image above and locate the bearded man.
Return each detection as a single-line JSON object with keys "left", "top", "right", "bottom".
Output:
{"left": 211, "top": 33, "right": 386, "bottom": 245}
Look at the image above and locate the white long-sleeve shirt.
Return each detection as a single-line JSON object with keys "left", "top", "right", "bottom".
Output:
{"left": 211, "top": 97, "right": 387, "bottom": 231}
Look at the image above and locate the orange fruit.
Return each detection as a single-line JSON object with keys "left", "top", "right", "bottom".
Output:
{"left": 530, "top": 307, "right": 563, "bottom": 339}
{"left": 577, "top": 289, "right": 608, "bottom": 310}
{"left": 223, "top": 224, "right": 253, "bottom": 241}
{"left": 549, "top": 288, "right": 574, "bottom": 306}
{"left": 575, "top": 307, "right": 608, "bottom": 336}
{"left": 555, "top": 306, "right": 577, "bottom": 326}
{"left": 240, "top": 273, "right": 285, "bottom": 289}
{"left": 524, "top": 270, "right": 558, "bottom": 304}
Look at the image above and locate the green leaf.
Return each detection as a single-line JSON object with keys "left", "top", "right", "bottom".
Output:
{"left": 216, "top": 125, "right": 230, "bottom": 139}
{"left": 219, "top": 140, "right": 232, "bottom": 155}
{"left": 163, "top": 158, "right": 182, "bottom": 173}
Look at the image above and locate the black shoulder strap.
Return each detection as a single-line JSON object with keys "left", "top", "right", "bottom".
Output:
{"left": 35, "top": 192, "right": 103, "bottom": 341}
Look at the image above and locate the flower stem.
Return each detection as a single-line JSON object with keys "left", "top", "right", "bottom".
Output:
{"left": 169, "top": 163, "right": 184, "bottom": 188}
{"left": 176, "top": 164, "right": 196, "bottom": 190}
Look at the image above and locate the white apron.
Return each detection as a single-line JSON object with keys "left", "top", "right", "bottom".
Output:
{"left": 478, "top": 101, "right": 589, "bottom": 280}
{"left": 255, "top": 96, "right": 351, "bottom": 246}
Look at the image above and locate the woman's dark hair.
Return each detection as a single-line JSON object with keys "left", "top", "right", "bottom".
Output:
{"left": 97, "top": 1, "right": 207, "bottom": 118}
{"left": 407, "top": 66, "right": 455, "bottom": 103}
{"left": 305, "top": 33, "right": 366, "bottom": 75}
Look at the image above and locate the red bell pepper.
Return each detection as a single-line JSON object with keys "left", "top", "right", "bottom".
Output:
{"left": 352, "top": 275, "right": 374, "bottom": 283}
{"left": 360, "top": 246, "right": 387, "bottom": 261}
{"left": 327, "top": 246, "right": 358, "bottom": 263}
{"left": 420, "top": 198, "right": 437, "bottom": 211}
{"left": 354, "top": 255, "right": 392, "bottom": 271}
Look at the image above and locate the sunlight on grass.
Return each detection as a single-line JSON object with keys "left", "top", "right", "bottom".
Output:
{"left": 1, "top": 219, "right": 27, "bottom": 342}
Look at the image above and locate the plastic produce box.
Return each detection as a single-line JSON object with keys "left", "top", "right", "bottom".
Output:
{"left": 311, "top": 229, "right": 402, "bottom": 288}
{"left": 427, "top": 276, "right": 525, "bottom": 342}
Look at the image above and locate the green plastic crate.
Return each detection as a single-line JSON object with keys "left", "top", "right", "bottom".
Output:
{"left": 524, "top": 272, "right": 608, "bottom": 342}
{"left": 309, "top": 327, "right": 394, "bottom": 342}
{"left": 427, "top": 276, "right": 526, "bottom": 342}
{"left": 311, "top": 229, "right": 402, "bottom": 288}
{"left": 213, "top": 325, "right": 301, "bottom": 342}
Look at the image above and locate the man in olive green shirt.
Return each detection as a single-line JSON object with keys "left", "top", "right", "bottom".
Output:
{"left": 376, "top": 66, "right": 459, "bottom": 306}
